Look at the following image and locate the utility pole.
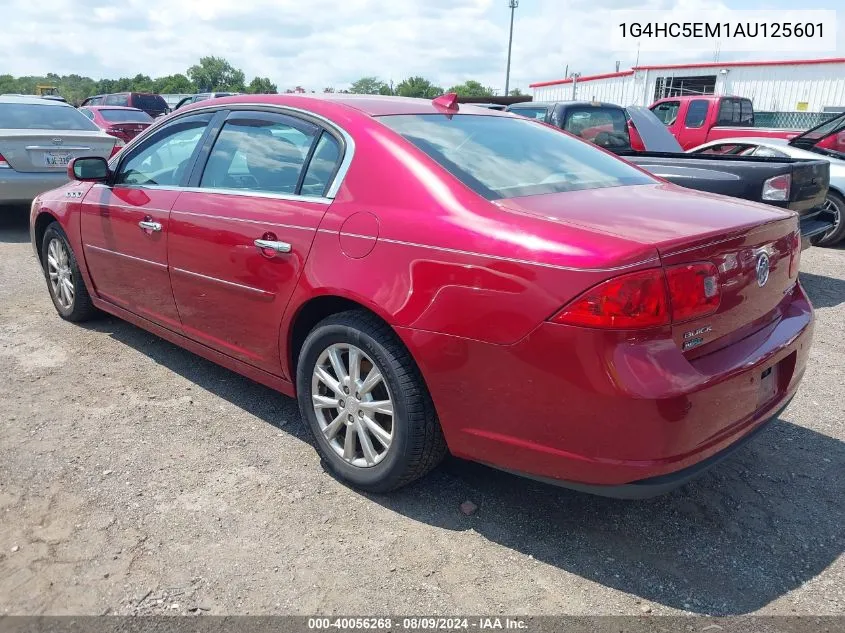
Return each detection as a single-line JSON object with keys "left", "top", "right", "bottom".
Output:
{"left": 504, "top": 0, "right": 519, "bottom": 97}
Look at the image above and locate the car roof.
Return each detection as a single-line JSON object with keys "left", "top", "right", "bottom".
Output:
{"left": 700, "top": 137, "right": 790, "bottom": 146}
{"left": 508, "top": 101, "right": 620, "bottom": 109}
{"left": 0, "top": 95, "right": 70, "bottom": 106}
{"left": 182, "top": 93, "right": 514, "bottom": 117}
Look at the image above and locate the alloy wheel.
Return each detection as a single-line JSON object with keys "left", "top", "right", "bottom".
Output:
{"left": 47, "top": 238, "right": 74, "bottom": 310}
{"left": 311, "top": 343, "right": 394, "bottom": 468}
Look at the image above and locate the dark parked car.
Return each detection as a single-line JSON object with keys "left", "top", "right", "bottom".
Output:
{"left": 81, "top": 93, "right": 169, "bottom": 118}
{"left": 507, "top": 101, "right": 832, "bottom": 241}
{"left": 173, "top": 93, "right": 239, "bottom": 110}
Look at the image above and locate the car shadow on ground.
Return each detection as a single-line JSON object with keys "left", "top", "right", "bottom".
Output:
{"left": 801, "top": 270, "right": 845, "bottom": 308}
{"left": 0, "top": 207, "right": 31, "bottom": 243}
{"left": 83, "top": 314, "right": 844, "bottom": 617}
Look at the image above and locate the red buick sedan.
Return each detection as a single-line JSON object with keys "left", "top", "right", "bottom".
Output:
{"left": 30, "top": 93, "right": 812, "bottom": 497}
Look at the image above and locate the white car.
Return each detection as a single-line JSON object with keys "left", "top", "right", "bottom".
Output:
{"left": 689, "top": 134, "right": 845, "bottom": 246}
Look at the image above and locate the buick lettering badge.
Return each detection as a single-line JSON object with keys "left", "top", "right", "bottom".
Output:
{"left": 756, "top": 252, "right": 770, "bottom": 287}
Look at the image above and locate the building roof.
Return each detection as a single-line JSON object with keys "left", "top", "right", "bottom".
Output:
{"left": 530, "top": 57, "right": 845, "bottom": 89}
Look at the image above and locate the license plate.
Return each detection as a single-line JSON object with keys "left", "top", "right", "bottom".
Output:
{"left": 758, "top": 365, "right": 778, "bottom": 406}
{"left": 45, "top": 151, "right": 73, "bottom": 167}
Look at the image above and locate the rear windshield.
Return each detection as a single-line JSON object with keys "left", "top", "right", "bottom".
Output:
{"left": 0, "top": 103, "right": 99, "bottom": 131}
{"left": 100, "top": 109, "right": 153, "bottom": 123}
{"left": 507, "top": 107, "right": 548, "bottom": 121}
{"left": 378, "top": 114, "right": 653, "bottom": 200}
{"left": 134, "top": 94, "right": 167, "bottom": 111}
{"left": 562, "top": 107, "right": 630, "bottom": 149}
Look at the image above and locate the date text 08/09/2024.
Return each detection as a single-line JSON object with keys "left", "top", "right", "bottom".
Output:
{"left": 307, "top": 617, "right": 529, "bottom": 630}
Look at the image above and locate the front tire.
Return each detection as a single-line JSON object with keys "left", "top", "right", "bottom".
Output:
{"left": 41, "top": 223, "right": 98, "bottom": 322}
{"left": 812, "top": 190, "right": 845, "bottom": 247}
{"left": 296, "top": 310, "right": 447, "bottom": 492}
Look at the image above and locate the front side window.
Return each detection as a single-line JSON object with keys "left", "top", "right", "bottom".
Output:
{"left": 684, "top": 100, "right": 708, "bottom": 128}
{"left": 0, "top": 103, "right": 99, "bottom": 131}
{"left": 378, "top": 114, "right": 654, "bottom": 200}
{"left": 200, "top": 115, "right": 318, "bottom": 194}
{"left": 116, "top": 116, "right": 210, "bottom": 186}
{"left": 651, "top": 101, "right": 680, "bottom": 125}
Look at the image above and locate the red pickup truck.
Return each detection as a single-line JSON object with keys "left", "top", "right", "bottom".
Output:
{"left": 650, "top": 96, "right": 845, "bottom": 155}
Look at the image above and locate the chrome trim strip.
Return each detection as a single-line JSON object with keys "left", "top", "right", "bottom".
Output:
{"left": 171, "top": 267, "right": 274, "bottom": 297}
{"left": 317, "top": 229, "right": 658, "bottom": 273}
{"left": 26, "top": 145, "right": 92, "bottom": 151}
{"left": 171, "top": 209, "right": 314, "bottom": 231}
{"left": 118, "top": 102, "right": 355, "bottom": 200}
{"left": 91, "top": 183, "right": 332, "bottom": 205}
{"left": 84, "top": 244, "right": 167, "bottom": 268}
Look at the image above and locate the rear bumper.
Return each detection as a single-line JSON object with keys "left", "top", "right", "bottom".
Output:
{"left": 401, "top": 282, "right": 813, "bottom": 492}
{"left": 0, "top": 170, "right": 69, "bottom": 205}
{"left": 799, "top": 207, "right": 836, "bottom": 245}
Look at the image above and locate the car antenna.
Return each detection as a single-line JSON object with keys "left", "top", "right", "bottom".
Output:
{"left": 432, "top": 93, "right": 459, "bottom": 111}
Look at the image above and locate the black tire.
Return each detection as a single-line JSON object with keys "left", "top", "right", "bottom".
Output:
{"left": 812, "top": 190, "right": 845, "bottom": 247}
{"left": 296, "top": 310, "right": 447, "bottom": 492}
{"left": 40, "top": 222, "right": 98, "bottom": 322}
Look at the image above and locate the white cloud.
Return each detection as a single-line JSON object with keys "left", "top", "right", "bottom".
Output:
{"left": 1, "top": 0, "right": 842, "bottom": 93}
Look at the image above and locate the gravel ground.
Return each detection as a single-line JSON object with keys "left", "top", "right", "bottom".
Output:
{"left": 0, "top": 209, "right": 843, "bottom": 617}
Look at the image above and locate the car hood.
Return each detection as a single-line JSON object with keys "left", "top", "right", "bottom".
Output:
{"left": 495, "top": 182, "right": 794, "bottom": 255}
{"left": 625, "top": 106, "right": 684, "bottom": 153}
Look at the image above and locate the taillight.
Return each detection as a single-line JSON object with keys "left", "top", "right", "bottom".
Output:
{"left": 551, "top": 269, "right": 670, "bottom": 329}
{"left": 789, "top": 229, "right": 801, "bottom": 279}
{"left": 0, "top": 152, "right": 9, "bottom": 168}
{"left": 762, "top": 174, "right": 791, "bottom": 201}
{"left": 665, "top": 262, "right": 721, "bottom": 323}
{"left": 110, "top": 140, "right": 125, "bottom": 158}
{"left": 552, "top": 263, "right": 723, "bottom": 329}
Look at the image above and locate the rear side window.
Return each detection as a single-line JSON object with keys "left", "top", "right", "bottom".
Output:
{"left": 507, "top": 107, "right": 548, "bottom": 121}
{"left": 301, "top": 133, "right": 341, "bottom": 197}
{"left": 0, "top": 103, "right": 99, "bottom": 131}
{"left": 684, "top": 100, "right": 708, "bottom": 128}
{"left": 562, "top": 107, "right": 630, "bottom": 149}
{"left": 99, "top": 109, "right": 153, "bottom": 123}
{"left": 104, "top": 94, "right": 129, "bottom": 106}
{"left": 79, "top": 107, "right": 95, "bottom": 120}
{"left": 133, "top": 94, "right": 168, "bottom": 112}
{"left": 378, "top": 114, "right": 654, "bottom": 200}
{"left": 717, "top": 99, "right": 744, "bottom": 126}
{"left": 651, "top": 101, "right": 680, "bottom": 125}
{"left": 740, "top": 99, "right": 753, "bottom": 126}
{"left": 199, "top": 115, "right": 318, "bottom": 195}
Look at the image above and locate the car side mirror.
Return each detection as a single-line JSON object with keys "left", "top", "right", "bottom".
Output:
{"left": 69, "top": 157, "right": 109, "bottom": 182}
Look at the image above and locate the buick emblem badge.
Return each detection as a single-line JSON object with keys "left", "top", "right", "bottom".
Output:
{"left": 756, "top": 252, "right": 770, "bottom": 287}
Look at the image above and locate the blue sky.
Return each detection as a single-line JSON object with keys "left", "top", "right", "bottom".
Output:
{"left": 0, "top": 0, "right": 841, "bottom": 92}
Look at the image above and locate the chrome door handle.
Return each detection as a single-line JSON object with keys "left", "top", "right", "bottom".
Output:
{"left": 138, "top": 220, "right": 162, "bottom": 232}
{"left": 254, "top": 239, "right": 291, "bottom": 254}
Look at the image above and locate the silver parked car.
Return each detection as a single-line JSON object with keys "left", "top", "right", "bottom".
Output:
{"left": 0, "top": 95, "right": 117, "bottom": 205}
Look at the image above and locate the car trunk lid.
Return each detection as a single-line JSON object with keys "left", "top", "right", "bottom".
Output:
{"left": 0, "top": 130, "right": 116, "bottom": 172}
{"left": 497, "top": 183, "right": 800, "bottom": 353}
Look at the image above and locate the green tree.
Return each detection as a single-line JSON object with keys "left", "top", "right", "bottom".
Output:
{"left": 349, "top": 76, "right": 390, "bottom": 95}
{"left": 446, "top": 80, "right": 494, "bottom": 98}
{"left": 187, "top": 56, "right": 246, "bottom": 92}
{"left": 247, "top": 76, "right": 277, "bottom": 94}
{"left": 154, "top": 74, "right": 195, "bottom": 94}
{"left": 509, "top": 87, "right": 527, "bottom": 97}
{"left": 395, "top": 76, "right": 442, "bottom": 99}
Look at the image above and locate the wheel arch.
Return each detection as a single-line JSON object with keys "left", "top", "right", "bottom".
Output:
{"left": 285, "top": 293, "right": 396, "bottom": 378}
{"left": 33, "top": 211, "right": 60, "bottom": 263}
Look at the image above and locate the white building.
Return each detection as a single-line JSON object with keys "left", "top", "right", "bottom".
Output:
{"left": 530, "top": 57, "right": 845, "bottom": 114}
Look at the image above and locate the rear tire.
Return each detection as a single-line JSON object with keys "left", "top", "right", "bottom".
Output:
{"left": 812, "top": 190, "right": 845, "bottom": 247}
{"left": 296, "top": 310, "right": 447, "bottom": 492}
{"left": 40, "top": 223, "right": 98, "bottom": 322}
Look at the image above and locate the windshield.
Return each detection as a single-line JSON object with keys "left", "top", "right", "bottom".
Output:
{"left": 378, "top": 114, "right": 654, "bottom": 200}
{"left": 0, "top": 103, "right": 100, "bottom": 131}
{"left": 99, "top": 109, "right": 153, "bottom": 123}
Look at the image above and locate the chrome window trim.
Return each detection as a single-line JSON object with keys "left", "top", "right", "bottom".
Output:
{"left": 116, "top": 102, "right": 355, "bottom": 200}
{"left": 95, "top": 182, "right": 332, "bottom": 205}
